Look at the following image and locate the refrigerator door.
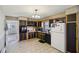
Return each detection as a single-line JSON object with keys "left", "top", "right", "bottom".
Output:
{"left": 55, "top": 23, "right": 66, "bottom": 33}
{"left": 51, "top": 23, "right": 66, "bottom": 52}
{"left": 51, "top": 23, "right": 66, "bottom": 33}
{"left": 51, "top": 32, "right": 66, "bottom": 52}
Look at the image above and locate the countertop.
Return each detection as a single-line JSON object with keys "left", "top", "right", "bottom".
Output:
{"left": 37, "top": 31, "right": 50, "bottom": 34}
{"left": 27, "top": 31, "right": 50, "bottom": 34}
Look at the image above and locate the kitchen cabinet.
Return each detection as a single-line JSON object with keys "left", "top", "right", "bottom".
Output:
{"left": 27, "top": 21, "right": 35, "bottom": 26}
{"left": 28, "top": 32, "right": 36, "bottom": 39}
{"left": 37, "top": 32, "right": 42, "bottom": 39}
{"left": 49, "top": 19, "right": 53, "bottom": 27}
{"left": 19, "top": 20, "right": 27, "bottom": 25}
{"left": 36, "top": 32, "right": 43, "bottom": 39}
{"left": 27, "top": 21, "right": 42, "bottom": 27}
{"left": 27, "top": 21, "right": 32, "bottom": 26}
{"left": 67, "top": 14, "right": 76, "bottom": 22}
{"left": 38, "top": 21, "right": 42, "bottom": 27}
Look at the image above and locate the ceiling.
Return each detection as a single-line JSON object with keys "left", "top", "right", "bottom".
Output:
{"left": 0, "top": 5, "right": 73, "bottom": 18}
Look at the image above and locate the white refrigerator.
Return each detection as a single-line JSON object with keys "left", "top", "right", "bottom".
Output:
{"left": 51, "top": 23, "right": 66, "bottom": 52}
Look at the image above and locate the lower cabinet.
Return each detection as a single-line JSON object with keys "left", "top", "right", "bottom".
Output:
{"left": 37, "top": 32, "right": 42, "bottom": 39}
{"left": 28, "top": 32, "right": 36, "bottom": 39}
{"left": 28, "top": 32, "right": 51, "bottom": 45}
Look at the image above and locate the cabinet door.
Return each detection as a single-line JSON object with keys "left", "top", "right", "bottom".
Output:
{"left": 33, "top": 22, "right": 37, "bottom": 27}
{"left": 67, "top": 14, "right": 76, "bottom": 22}
{"left": 38, "top": 21, "right": 41, "bottom": 27}
{"left": 67, "top": 23, "right": 76, "bottom": 53}
{"left": 19, "top": 20, "right": 26, "bottom": 25}
{"left": 49, "top": 20, "right": 53, "bottom": 27}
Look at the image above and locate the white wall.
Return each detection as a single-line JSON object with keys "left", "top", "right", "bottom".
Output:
{"left": 0, "top": 9, "right": 5, "bottom": 51}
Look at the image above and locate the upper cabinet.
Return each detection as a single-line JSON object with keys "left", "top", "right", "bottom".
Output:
{"left": 19, "top": 20, "right": 27, "bottom": 26}
{"left": 67, "top": 14, "right": 76, "bottom": 22}
{"left": 38, "top": 21, "right": 42, "bottom": 27}
{"left": 49, "top": 17, "right": 66, "bottom": 27}
{"left": 27, "top": 21, "right": 42, "bottom": 27}
{"left": 49, "top": 19, "right": 53, "bottom": 27}
{"left": 27, "top": 21, "right": 35, "bottom": 26}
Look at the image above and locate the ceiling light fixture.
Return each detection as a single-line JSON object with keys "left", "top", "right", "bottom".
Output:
{"left": 32, "top": 9, "right": 40, "bottom": 19}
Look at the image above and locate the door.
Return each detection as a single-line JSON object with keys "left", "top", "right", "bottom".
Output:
{"left": 0, "top": 10, "right": 5, "bottom": 52}
{"left": 6, "top": 20, "right": 19, "bottom": 47}
{"left": 67, "top": 23, "right": 76, "bottom": 53}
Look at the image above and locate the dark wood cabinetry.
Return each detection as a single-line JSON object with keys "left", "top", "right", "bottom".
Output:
{"left": 28, "top": 32, "right": 36, "bottom": 39}
{"left": 49, "top": 19, "right": 53, "bottom": 27}
{"left": 38, "top": 21, "right": 42, "bottom": 27}
{"left": 37, "top": 32, "right": 43, "bottom": 39}
{"left": 33, "top": 22, "right": 37, "bottom": 27}
{"left": 27, "top": 21, "right": 35, "bottom": 26}
{"left": 27, "top": 21, "right": 42, "bottom": 39}
{"left": 67, "top": 14, "right": 76, "bottom": 22}
{"left": 27, "top": 21, "right": 41, "bottom": 27}
{"left": 19, "top": 20, "right": 27, "bottom": 25}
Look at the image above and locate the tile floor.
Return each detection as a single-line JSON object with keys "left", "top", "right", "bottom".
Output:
{"left": 6, "top": 38, "right": 61, "bottom": 53}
